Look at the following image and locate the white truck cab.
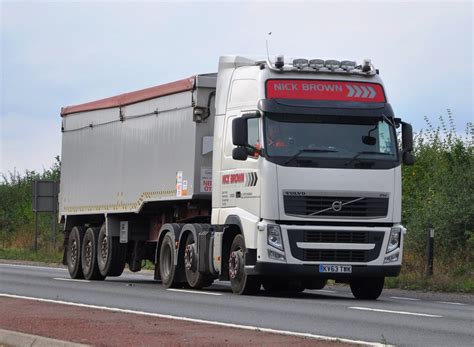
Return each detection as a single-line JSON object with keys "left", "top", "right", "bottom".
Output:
{"left": 211, "top": 56, "right": 413, "bottom": 297}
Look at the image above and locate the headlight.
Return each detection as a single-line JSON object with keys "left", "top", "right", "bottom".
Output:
{"left": 267, "top": 225, "right": 284, "bottom": 251}
{"left": 384, "top": 253, "right": 399, "bottom": 264}
{"left": 386, "top": 228, "right": 401, "bottom": 253}
{"left": 268, "top": 249, "right": 286, "bottom": 262}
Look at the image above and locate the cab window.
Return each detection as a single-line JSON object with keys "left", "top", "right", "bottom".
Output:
{"left": 247, "top": 118, "right": 260, "bottom": 158}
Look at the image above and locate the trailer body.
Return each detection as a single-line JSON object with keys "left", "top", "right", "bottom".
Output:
{"left": 60, "top": 75, "right": 216, "bottom": 216}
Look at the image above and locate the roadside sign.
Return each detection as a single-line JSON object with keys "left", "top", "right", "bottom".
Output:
{"left": 32, "top": 180, "right": 59, "bottom": 212}
{"left": 32, "top": 180, "right": 59, "bottom": 251}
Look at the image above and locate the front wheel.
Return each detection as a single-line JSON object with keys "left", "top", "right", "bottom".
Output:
{"left": 350, "top": 277, "right": 385, "bottom": 300}
{"left": 228, "top": 234, "right": 261, "bottom": 295}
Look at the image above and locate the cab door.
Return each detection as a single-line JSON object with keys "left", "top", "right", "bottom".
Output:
{"left": 219, "top": 112, "right": 261, "bottom": 216}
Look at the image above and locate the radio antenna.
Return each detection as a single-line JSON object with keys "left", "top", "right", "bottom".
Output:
{"left": 266, "top": 32, "right": 272, "bottom": 62}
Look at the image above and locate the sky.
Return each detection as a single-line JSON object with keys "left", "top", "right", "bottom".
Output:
{"left": 1, "top": 0, "right": 473, "bottom": 174}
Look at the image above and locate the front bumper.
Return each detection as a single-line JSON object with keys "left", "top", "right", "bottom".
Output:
{"left": 246, "top": 262, "right": 401, "bottom": 279}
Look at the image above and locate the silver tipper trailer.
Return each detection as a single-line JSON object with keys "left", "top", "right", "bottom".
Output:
{"left": 60, "top": 74, "right": 217, "bottom": 216}
{"left": 60, "top": 56, "right": 414, "bottom": 299}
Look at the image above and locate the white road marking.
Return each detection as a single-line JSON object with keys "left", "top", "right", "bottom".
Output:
{"left": 0, "top": 263, "right": 67, "bottom": 271}
{"left": 390, "top": 296, "right": 420, "bottom": 301}
{"left": 0, "top": 293, "right": 386, "bottom": 347}
{"left": 349, "top": 306, "right": 442, "bottom": 318}
{"left": 53, "top": 278, "right": 91, "bottom": 283}
{"left": 436, "top": 301, "right": 467, "bottom": 306}
{"left": 167, "top": 288, "right": 223, "bottom": 296}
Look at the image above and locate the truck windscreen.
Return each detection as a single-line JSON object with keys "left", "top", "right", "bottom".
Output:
{"left": 263, "top": 113, "right": 399, "bottom": 169}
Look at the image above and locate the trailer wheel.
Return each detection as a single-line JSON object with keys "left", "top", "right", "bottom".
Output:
{"left": 184, "top": 232, "right": 213, "bottom": 288}
{"left": 350, "top": 277, "right": 384, "bottom": 300}
{"left": 81, "top": 227, "right": 105, "bottom": 281}
{"left": 229, "top": 234, "right": 261, "bottom": 295}
{"left": 67, "top": 226, "right": 86, "bottom": 279}
{"left": 159, "top": 233, "right": 180, "bottom": 288}
{"left": 97, "top": 225, "right": 126, "bottom": 277}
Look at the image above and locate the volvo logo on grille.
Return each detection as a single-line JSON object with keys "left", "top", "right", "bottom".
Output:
{"left": 331, "top": 200, "right": 343, "bottom": 212}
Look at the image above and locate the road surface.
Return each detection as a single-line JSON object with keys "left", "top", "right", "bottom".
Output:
{"left": 0, "top": 263, "right": 472, "bottom": 346}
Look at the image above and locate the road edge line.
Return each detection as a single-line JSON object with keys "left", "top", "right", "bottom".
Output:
{"left": 0, "top": 293, "right": 387, "bottom": 347}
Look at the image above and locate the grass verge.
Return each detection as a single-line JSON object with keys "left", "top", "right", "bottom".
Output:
{"left": 0, "top": 248, "right": 63, "bottom": 264}
{"left": 385, "top": 272, "right": 474, "bottom": 293}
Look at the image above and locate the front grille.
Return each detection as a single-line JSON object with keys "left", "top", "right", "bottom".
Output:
{"left": 284, "top": 195, "right": 389, "bottom": 218}
{"left": 304, "top": 249, "right": 366, "bottom": 262}
{"left": 305, "top": 230, "right": 368, "bottom": 243}
{"left": 287, "top": 229, "right": 384, "bottom": 263}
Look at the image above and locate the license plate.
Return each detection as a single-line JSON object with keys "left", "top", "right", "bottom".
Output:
{"left": 319, "top": 264, "right": 352, "bottom": 273}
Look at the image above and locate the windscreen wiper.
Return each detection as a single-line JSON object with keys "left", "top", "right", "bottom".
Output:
{"left": 284, "top": 148, "right": 338, "bottom": 165}
{"left": 345, "top": 151, "right": 394, "bottom": 167}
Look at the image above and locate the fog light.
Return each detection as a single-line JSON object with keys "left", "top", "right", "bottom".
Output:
{"left": 267, "top": 224, "right": 284, "bottom": 251}
{"left": 309, "top": 59, "right": 324, "bottom": 69}
{"left": 325, "top": 59, "right": 340, "bottom": 70}
{"left": 384, "top": 253, "right": 399, "bottom": 264}
{"left": 293, "top": 58, "right": 309, "bottom": 69}
{"left": 340, "top": 60, "right": 356, "bottom": 71}
{"left": 387, "top": 228, "right": 401, "bottom": 253}
{"left": 268, "top": 249, "right": 286, "bottom": 262}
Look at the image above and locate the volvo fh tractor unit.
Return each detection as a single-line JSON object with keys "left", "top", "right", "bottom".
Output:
{"left": 59, "top": 55, "right": 414, "bottom": 299}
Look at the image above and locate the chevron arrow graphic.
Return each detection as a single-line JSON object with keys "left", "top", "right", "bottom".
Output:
{"left": 354, "top": 85, "right": 362, "bottom": 97}
{"left": 361, "top": 86, "right": 369, "bottom": 98}
{"left": 347, "top": 85, "right": 355, "bottom": 97}
{"left": 368, "top": 86, "right": 376, "bottom": 99}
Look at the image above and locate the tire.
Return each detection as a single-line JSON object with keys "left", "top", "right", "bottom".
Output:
{"left": 81, "top": 227, "right": 105, "bottom": 281}
{"left": 229, "top": 234, "right": 261, "bottom": 295}
{"left": 159, "top": 233, "right": 180, "bottom": 288}
{"left": 67, "top": 226, "right": 86, "bottom": 279}
{"left": 97, "top": 225, "right": 126, "bottom": 277}
{"left": 350, "top": 277, "right": 385, "bottom": 300}
{"left": 184, "top": 233, "right": 214, "bottom": 288}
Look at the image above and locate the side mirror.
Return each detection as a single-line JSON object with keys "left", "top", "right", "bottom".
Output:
{"left": 402, "top": 151, "right": 415, "bottom": 166}
{"left": 232, "top": 147, "right": 248, "bottom": 161}
{"left": 232, "top": 118, "right": 248, "bottom": 146}
{"left": 401, "top": 122, "right": 413, "bottom": 152}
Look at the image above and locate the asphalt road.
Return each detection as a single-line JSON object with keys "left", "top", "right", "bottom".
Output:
{"left": 0, "top": 263, "right": 472, "bottom": 346}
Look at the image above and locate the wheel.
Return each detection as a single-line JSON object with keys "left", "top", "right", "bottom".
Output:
{"left": 228, "top": 234, "right": 261, "bottom": 295}
{"left": 350, "top": 277, "right": 385, "bottom": 300}
{"left": 159, "top": 233, "right": 180, "bottom": 288}
{"left": 67, "top": 226, "right": 85, "bottom": 279}
{"left": 97, "top": 224, "right": 127, "bottom": 277}
{"left": 81, "top": 227, "right": 105, "bottom": 281}
{"left": 184, "top": 233, "right": 213, "bottom": 288}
